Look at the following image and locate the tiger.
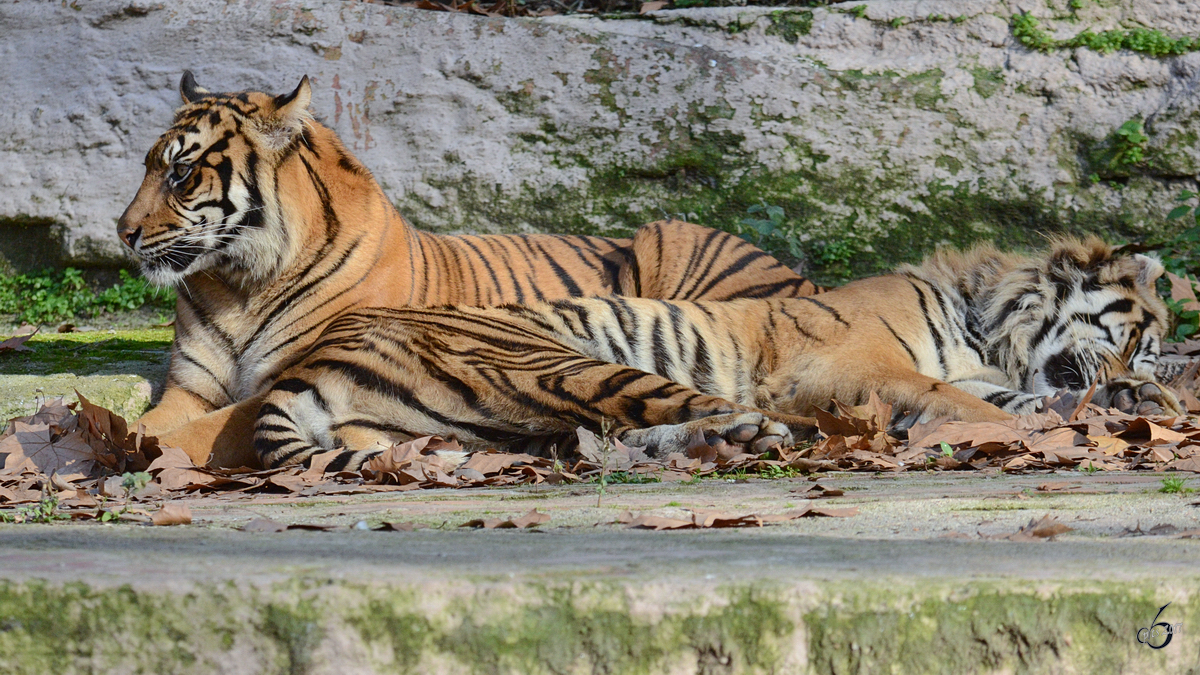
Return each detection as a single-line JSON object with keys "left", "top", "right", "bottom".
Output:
{"left": 115, "top": 72, "right": 820, "bottom": 467}
{"left": 242, "top": 237, "right": 1182, "bottom": 471}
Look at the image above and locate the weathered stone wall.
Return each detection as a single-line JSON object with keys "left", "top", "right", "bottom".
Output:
{"left": 2, "top": 0, "right": 1199, "bottom": 282}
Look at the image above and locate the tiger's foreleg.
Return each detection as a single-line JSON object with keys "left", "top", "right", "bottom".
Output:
{"left": 136, "top": 386, "right": 218, "bottom": 436}
{"left": 156, "top": 394, "right": 267, "bottom": 468}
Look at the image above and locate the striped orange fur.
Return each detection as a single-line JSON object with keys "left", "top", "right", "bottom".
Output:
{"left": 239, "top": 238, "right": 1180, "bottom": 471}
{"left": 115, "top": 73, "right": 819, "bottom": 466}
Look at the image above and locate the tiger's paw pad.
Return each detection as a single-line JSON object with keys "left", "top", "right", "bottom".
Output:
{"left": 697, "top": 413, "right": 794, "bottom": 456}
{"left": 1101, "top": 381, "right": 1183, "bottom": 416}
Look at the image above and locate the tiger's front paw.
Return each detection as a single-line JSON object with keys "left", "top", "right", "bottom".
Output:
{"left": 1097, "top": 380, "right": 1183, "bottom": 416}
{"left": 695, "top": 412, "right": 795, "bottom": 455}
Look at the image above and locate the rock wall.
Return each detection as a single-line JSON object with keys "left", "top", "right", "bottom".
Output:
{"left": 2, "top": 0, "right": 1199, "bottom": 282}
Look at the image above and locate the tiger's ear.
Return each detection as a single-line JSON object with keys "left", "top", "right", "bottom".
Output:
{"left": 273, "top": 76, "right": 312, "bottom": 120}
{"left": 259, "top": 76, "right": 312, "bottom": 149}
{"left": 179, "top": 70, "right": 209, "bottom": 104}
{"left": 1132, "top": 253, "right": 1165, "bottom": 287}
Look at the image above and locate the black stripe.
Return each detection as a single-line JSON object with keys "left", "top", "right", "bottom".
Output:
{"left": 798, "top": 297, "right": 850, "bottom": 327}
{"left": 879, "top": 316, "right": 918, "bottom": 367}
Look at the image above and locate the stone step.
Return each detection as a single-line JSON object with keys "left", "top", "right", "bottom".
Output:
{"left": 1, "top": 473, "right": 1196, "bottom": 673}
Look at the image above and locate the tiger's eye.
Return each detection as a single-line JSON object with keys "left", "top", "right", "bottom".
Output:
{"left": 171, "top": 162, "right": 192, "bottom": 182}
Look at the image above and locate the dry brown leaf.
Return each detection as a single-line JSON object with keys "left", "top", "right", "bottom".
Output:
{"left": 1089, "top": 435, "right": 1130, "bottom": 456}
{"left": 1119, "top": 418, "right": 1189, "bottom": 445}
{"left": 639, "top": 0, "right": 666, "bottom": 13}
{"left": 1035, "top": 482, "right": 1079, "bottom": 492}
{"left": 0, "top": 333, "right": 34, "bottom": 352}
{"left": 151, "top": 504, "right": 192, "bottom": 526}
{"left": 989, "top": 515, "right": 1073, "bottom": 541}
{"left": 299, "top": 450, "right": 343, "bottom": 480}
{"left": 794, "top": 483, "right": 844, "bottom": 498}
{"left": 1150, "top": 446, "right": 1176, "bottom": 463}
{"left": 1168, "top": 457, "right": 1200, "bottom": 472}
{"left": 914, "top": 421, "right": 1028, "bottom": 449}
{"left": 146, "top": 445, "right": 196, "bottom": 473}
{"left": 1169, "top": 272, "right": 1200, "bottom": 312}
{"left": 363, "top": 436, "right": 461, "bottom": 474}
{"left": 0, "top": 422, "right": 96, "bottom": 476}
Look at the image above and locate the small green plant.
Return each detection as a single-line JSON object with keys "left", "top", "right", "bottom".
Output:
{"left": 0, "top": 495, "right": 67, "bottom": 524}
{"left": 764, "top": 10, "right": 814, "bottom": 45}
{"left": 844, "top": 5, "right": 867, "bottom": 19}
{"left": 889, "top": 17, "right": 904, "bottom": 29}
{"left": 1159, "top": 476, "right": 1192, "bottom": 494}
{"left": 1079, "top": 461, "right": 1100, "bottom": 475}
{"left": 723, "top": 467, "right": 750, "bottom": 482}
{"left": 1157, "top": 191, "right": 1200, "bottom": 340}
{"left": 1167, "top": 189, "right": 1200, "bottom": 227}
{"left": 97, "top": 471, "right": 154, "bottom": 522}
{"left": 1108, "top": 119, "right": 1148, "bottom": 169}
{"left": 595, "top": 418, "right": 615, "bottom": 507}
{"left": 0, "top": 268, "right": 175, "bottom": 324}
{"left": 665, "top": 501, "right": 681, "bottom": 507}
{"left": 740, "top": 203, "right": 804, "bottom": 261}
{"left": 939, "top": 441, "right": 954, "bottom": 457}
{"left": 603, "top": 471, "right": 660, "bottom": 485}
{"left": 1013, "top": 13, "right": 1200, "bottom": 57}
{"left": 759, "top": 464, "right": 800, "bottom": 480}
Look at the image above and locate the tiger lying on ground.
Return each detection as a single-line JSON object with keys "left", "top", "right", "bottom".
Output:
{"left": 115, "top": 72, "right": 819, "bottom": 467}
{"left": 242, "top": 237, "right": 1182, "bottom": 471}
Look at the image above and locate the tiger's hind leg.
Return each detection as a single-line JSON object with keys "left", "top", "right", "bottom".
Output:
{"left": 252, "top": 314, "right": 818, "bottom": 469}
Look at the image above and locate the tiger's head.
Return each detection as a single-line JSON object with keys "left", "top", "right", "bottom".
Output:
{"left": 117, "top": 72, "right": 314, "bottom": 286}
{"left": 984, "top": 238, "right": 1172, "bottom": 400}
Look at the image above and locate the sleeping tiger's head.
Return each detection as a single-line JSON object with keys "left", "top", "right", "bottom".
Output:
{"left": 982, "top": 238, "right": 1170, "bottom": 397}
{"left": 117, "top": 72, "right": 322, "bottom": 286}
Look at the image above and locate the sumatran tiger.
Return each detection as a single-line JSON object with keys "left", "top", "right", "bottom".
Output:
{"left": 236, "top": 237, "right": 1182, "bottom": 471}
{"left": 116, "top": 73, "right": 820, "bottom": 466}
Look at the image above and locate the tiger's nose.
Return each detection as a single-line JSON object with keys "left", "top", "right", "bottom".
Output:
{"left": 118, "top": 225, "right": 143, "bottom": 249}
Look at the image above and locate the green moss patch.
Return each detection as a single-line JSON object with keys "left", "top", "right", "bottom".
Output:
{"left": 0, "top": 329, "right": 172, "bottom": 377}
{"left": 0, "top": 578, "right": 1194, "bottom": 674}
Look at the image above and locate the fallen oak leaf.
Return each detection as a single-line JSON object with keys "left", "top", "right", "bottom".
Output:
{"left": 1118, "top": 418, "right": 1189, "bottom": 445}
{"left": 792, "top": 483, "right": 844, "bottom": 498}
{"left": 0, "top": 421, "right": 96, "bottom": 476}
{"left": 1168, "top": 271, "right": 1200, "bottom": 311}
{"left": 0, "top": 333, "right": 34, "bottom": 353}
{"left": 1036, "top": 482, "right": 1080, "bottom": 493}
{"left": 986, "top": 515, "right": 1073, "bottom": 541}
{"left": 150, "top": 503, "right": 192, "bottom": 526}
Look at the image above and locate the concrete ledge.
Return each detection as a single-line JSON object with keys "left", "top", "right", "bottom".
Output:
{"left": 3, "top": 522, "right": 1198, "bottom": 673}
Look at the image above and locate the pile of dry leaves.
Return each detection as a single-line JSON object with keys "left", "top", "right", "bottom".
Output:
{"left": 3, "top": 373, "right": 1200, "bottom": 523}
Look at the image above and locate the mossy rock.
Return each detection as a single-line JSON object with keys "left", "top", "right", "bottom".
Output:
{"left": 0, "top": 328, "right": 171, "bottom": 421}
